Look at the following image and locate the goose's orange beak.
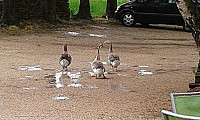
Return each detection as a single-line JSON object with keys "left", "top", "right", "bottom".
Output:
{"left": 103, "top": 40, "right": 110, "bottom": 44}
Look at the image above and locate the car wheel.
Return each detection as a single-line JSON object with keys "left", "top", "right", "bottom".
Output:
{"left": 121, "top": 12, "right": 136, "bottom": 27}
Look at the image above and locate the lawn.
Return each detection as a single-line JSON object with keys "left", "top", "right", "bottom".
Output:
{"left": 69, "top": 0, "right": 130, "bottom": 17}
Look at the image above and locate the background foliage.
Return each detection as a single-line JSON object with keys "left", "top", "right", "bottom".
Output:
{"left": 69, "top": 0, "right": 130, "bottom": 17}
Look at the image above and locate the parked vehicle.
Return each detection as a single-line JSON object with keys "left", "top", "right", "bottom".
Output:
{"left": 115, "top": 0, "right": 200, "bottom": 30}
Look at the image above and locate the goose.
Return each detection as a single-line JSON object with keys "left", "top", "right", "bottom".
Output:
{"left": 103, "top": 40, "right": 120, "bottom": 72}
{"left": 59, "top": 44, "right": 72, "bottom": 71}
{"left": 91, "top": 44, "right": 106, "bottom": 79}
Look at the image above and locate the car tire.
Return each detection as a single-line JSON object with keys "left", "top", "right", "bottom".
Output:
{"left": 121, "top": 12, "right": 136, "bottom": 27}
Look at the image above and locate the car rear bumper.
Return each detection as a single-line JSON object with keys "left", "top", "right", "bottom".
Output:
{"left": 115, "top": 10, "right": 121, "bottom": 21}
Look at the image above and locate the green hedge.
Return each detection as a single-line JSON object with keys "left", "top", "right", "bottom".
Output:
{"left": 69, "top": 0, "right": 129, "bottom": 17}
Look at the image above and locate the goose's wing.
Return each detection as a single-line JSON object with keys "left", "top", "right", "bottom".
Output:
{"left": 91, "top": 61, "right": 105, "bottom": 70}
{"left": 59, "top": 54, "right": 72, "bottom": 67}
{"left": 108, "top": 53, "right": 120, "bottom": 62}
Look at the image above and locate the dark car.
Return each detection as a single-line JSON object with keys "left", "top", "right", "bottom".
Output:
{"left": 115, "top": 0, "right": 199, "bottom": 30}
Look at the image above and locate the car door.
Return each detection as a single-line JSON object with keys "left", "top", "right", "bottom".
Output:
{"left": 135, "top": 0, "right": 162, "bottom": 24}
{"left": 160, "top": 0, "right": 184, "bottom": 25}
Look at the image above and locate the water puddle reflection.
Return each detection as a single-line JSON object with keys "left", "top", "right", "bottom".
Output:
{"left": 52, "top": 94, "right": 69, "bottom": 100}
{"left": 67, "top": 71, "right": 81, "bottom": 81}
{"left": 55, "top": 72, "right": 65, "bottom": 88}
{"left": 23, "top": 87, "right": 37, "bottom": 91}
{"left": 56, "top": 31, "right": 107, "bottom": 38}
{"left": 45, "top": 69, "right": 83, "bottom": 88}
{"left": 45, "top": 72, "right": 66, "bottom": 88}
{"left": 91, "top": 25, "right": 107, "bottom": 30}
{"left": 89, "top": 34, "right": 106, "bottom": 38}
{"left": 67, "top": 83, "right": 83, "bottom": 88}
{"left": 18, "top": 65, "right": 42, "bottom": 71}
{"left": 138, "top": 65, "right": 149, "bottom": 68}
{"left": 19, "top": 75, "right": 34, "bottom": 80}
{"left": 138, "top": 70, "right": 153, "bottom": 76}
{"left": 138, "top": 65, "right": 153, "bottom": 76}
{"left": 67, "top": 32, "right": 80, "bottom": 36}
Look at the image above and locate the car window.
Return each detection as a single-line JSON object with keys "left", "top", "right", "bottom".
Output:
{"left": 160, "top": 0, "right": 169, "bottom": 3}
{"left": 143, "top": 0, "right": 160, "bottom": 3}
{"left": 168, "top": 0, "right": 176, "bottom": 3}
{"left": 136, "top": 0, "right": 143, "bottom": 2}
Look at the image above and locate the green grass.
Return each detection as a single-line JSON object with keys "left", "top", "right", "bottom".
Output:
{"left": 69, "top": 0, "right": 130, "bottom": 17}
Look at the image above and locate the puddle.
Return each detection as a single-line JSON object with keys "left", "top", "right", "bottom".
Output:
{"left": 67, "top": 72, "right": 81, "bottom": 80}
{"left": 56, "top": 31, "right": 106, "bottom": 38}
{"left": 45, "top": 72, "right": 65, "bottom": 88}
{"left": 89, "top": 34, "right": 106, "bottom": 38}
{"left": 138, "top": 70, "right": 153, "bottom": 76}
{"left": 138, "top": 65, "right": 153, "bottom": 76}
{"left": 139, "top": 65, "right": 149, "bottom": 68}
{"left": 56, "top": 31, "right": 80, "bottom": 36}
{"left": 67, "top": 32, "right": 80, "bottom": 36}
{"left": 19, "top": 75, "right": 33, "bottom": 80}
{"left": 55, "top": 72, "right": 65, "bottom": 88}
{"left": 67, "top": 83, "right": 83, "bottom": 88}
{"left": 25, "top": 75, "right": 33, "bottom": 78}
{"left": 18, "top": 65, "right": 42, "bottom": 71}
{"left": 67, "top": 71, "right": 82, "bottom": 85}
{"left": 45, "top": 70, "right": 83, "bottom": 88}
{"left": 23, "top": 87, "right": 37, "bottom": 91}
{"left": 91, "top": 25, "right": 107, "bottom": 30}
{"left": 52, "top": 94, "right": 69, "bottom": 100}
{"left": 44, "top": 68, "right": 100, "bottom": 89}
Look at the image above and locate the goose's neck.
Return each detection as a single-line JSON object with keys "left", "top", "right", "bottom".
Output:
{"left": 64, "top": 44, "right": 68, "bottom": 54}
{"left": 109, "top": 43, "right": 113, "bottom": 53}
{"left": 93, "top": 47, "right": 100, "bottom": 62}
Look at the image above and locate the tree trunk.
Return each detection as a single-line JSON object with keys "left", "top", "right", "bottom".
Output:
{"left": 0, "top": 0, "right": 70, "bottom": 25}
{"left": 75, "top": 0, "right": 92, "bottom": 19}
{"left": 176, "top": 0, "right": 200, "bottom": 30}
{"left": 176, "top": 0, "right": 200, "bottom": 46}
{"left": 56, "top": 0, "right": 70, "bottom": 20}
{"left": 1, "top": 0, "right": 19, "bottom": 26}
{"left": 176, "top": 0, "right": 200, "bottom": 89}
{"left": 105, "top": 0, "right": 117, "bottom": 19}
{"left": 44, "top": 0, "right": 57, "bottom": 23}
